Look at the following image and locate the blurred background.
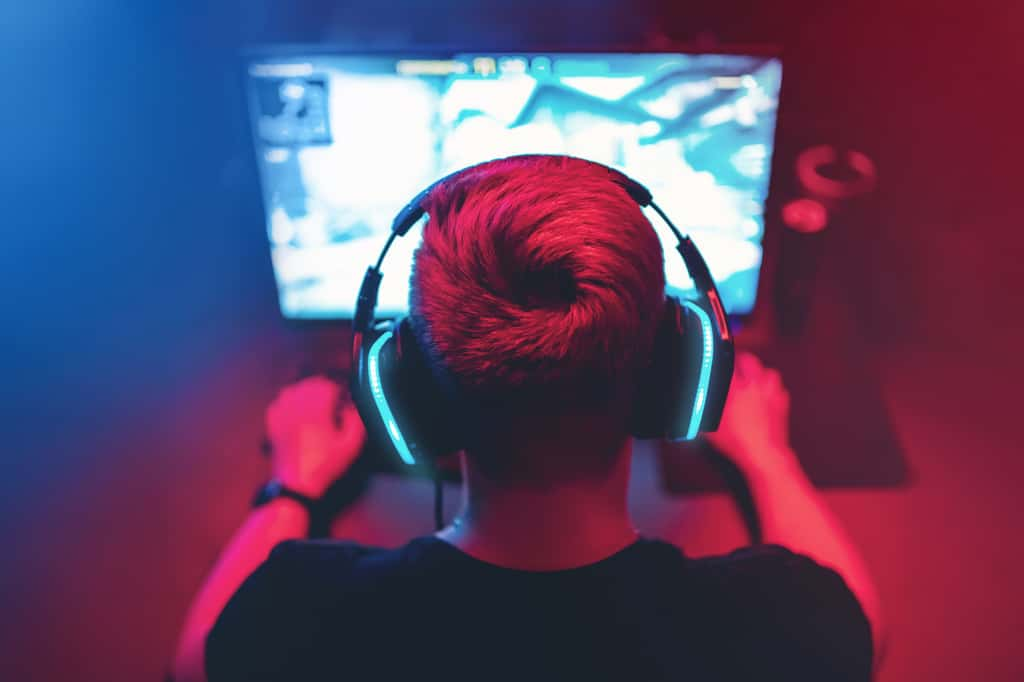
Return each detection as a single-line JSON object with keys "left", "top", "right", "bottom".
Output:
{"left": 0, "top": 1, "right": 1021, "bottom": 680}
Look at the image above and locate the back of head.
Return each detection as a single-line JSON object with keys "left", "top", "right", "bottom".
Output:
{"left": 410, "top": 156, "right": 665, "bottom": 481}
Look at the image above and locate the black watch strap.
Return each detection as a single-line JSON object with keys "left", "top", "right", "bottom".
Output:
{"left": 251, "top": 480, "right": 320, "bottom": 514}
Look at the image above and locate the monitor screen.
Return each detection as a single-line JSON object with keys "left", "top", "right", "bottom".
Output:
{"left": 244, "top": 51, "right": 782, "bottom": 319}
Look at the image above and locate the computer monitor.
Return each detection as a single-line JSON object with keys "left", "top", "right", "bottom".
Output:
{"left": 244, "top": 50, "right": 782, "bottom": 320}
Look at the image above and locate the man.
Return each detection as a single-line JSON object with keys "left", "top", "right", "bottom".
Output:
{"left": 174, "top": 156, "right": 884, "bottom": 681}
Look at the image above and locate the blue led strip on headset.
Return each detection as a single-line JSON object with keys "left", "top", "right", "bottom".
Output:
{"left": 681, "top": 300, "right": 715, "bottom": 440}
{"left": 367, "top": 331, "right": 417, "bottom": 465}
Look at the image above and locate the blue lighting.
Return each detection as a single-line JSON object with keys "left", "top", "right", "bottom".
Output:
{"left": 681, "top": 301, "right": 715, "bottom": 440}
{"left": 367, "top": 331, "right": 416, "bottom": 465}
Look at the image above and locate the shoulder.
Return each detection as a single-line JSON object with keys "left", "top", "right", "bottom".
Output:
{"left": 686, "top": 544, "right": 864, "bottom": 613}
{"left": 688, "top": 543, "right": 831, "bottom": 580}
{"left": 685, "top": 545, "right": 873, "bottom": 681}
{"left": 205, "top": 540, "right": 390, "bottom": 682}
{"left": 263, "top": 538, "right": 384, "bottom": 577}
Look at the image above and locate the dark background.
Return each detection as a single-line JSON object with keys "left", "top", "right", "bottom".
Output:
{"left": 1, "top": 1, "right": 1021, "bottom": 680}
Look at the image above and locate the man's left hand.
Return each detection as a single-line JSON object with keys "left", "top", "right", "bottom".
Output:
{"left": 265, "top": 376, "right": 367, "bottom": 498}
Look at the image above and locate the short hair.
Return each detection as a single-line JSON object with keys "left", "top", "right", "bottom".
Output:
{"left": 409, "top": 156, "right": 665, "bottom": 470}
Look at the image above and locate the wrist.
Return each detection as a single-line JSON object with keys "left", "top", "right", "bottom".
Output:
{"left": 270, "top": 466, "right": 333, "bottom": 498}
{"left": 274, "top": 479, "right": 328, "bottom": 499}
{"left": 261, "top": 494, "right": 312, "bottom": 516}
{"left": 253, "top": 479, "right": 322, "bottom": 512}
{"left": 732, "top": 446, "right": 807, "bottom": 484}
{"left": 251, "top": 496, "right": 312, "bottom": 534}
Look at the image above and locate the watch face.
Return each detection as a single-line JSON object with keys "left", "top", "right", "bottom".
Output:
{"left": 252, "top": 480, "right": 282, "bottom": 507}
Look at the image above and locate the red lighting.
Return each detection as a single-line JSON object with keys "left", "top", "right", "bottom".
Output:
{"left": 706, "top": 289, "right": 731, "bottom": 340}
{"left": 782, "top": 198, "right": 829, "bottom": 234}
{"left": 795, "top": 145, "right": 878, "bottom": 200}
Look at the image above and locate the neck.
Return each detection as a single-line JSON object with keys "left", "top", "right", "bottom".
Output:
{"left": 436, "top": 442, "right": 638, "bottom": 571}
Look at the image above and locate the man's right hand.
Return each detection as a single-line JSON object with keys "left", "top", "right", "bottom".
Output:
{"left": 704, "top": 352, "right": 886, "bottom": 659}
{"left": 703, "top": 351, "right": 800, "bottom": 476}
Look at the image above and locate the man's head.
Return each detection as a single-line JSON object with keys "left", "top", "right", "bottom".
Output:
{"left": 410, "top": 156, "right": 665, "bottom": 482}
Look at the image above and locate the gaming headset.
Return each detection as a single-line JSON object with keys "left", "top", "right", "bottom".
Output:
{"left": 350, "top": 155, "right": 734, "bottom": 472}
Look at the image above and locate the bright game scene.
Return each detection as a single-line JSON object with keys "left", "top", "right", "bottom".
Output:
{"left": 246, "top": 52, "right": 782, "bottom": 318}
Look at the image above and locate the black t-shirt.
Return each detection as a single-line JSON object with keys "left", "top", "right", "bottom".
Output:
{"left": 206, "top": 537, "right": 872, "bottom": 682}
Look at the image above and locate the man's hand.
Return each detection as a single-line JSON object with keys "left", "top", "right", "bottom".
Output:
{"left": 704, "top": 352, "right": 887, "bottom": 660}
{"left": 704, "top": 351, "right": 799, "bottom": 476}
{"left": 265, "top": 376, "right": 367, "bottom": 498}
{"left": 172, "top": 377, "right": 366, "bottom": 682}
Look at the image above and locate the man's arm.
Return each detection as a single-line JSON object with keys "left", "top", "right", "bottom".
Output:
{"left": 741, "top": 447, "right": 886, "bottom": 665}
{"left": 172, "top": 499, "right": 309, "bottom": 682}
{"left": 704, "top": 352, "right": 887, "bottom": 666}
{"left": 171, "top": 377, "right": 366, "bottom": 682}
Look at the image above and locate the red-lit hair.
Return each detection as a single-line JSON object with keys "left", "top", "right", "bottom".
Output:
{"left": 410, "top": 155, "right": 665, "bottom": 430}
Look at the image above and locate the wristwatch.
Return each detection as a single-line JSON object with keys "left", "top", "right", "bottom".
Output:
{"left": 251, "top": 480, "right": 321, "bottom": 515}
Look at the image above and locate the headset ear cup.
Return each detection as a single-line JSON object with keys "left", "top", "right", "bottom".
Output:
{"left": 695, "top": 305, "right": 734, "bottom": 432}
{"left": 630, "top": 300, "right": 687, "bottom": 439}
{"left": 350, "top": 323, "right": 414, "bottom": 464}
{"left": 630, "top": 297, "right": 728, "bottom": 441}
{"left": 351, "top": 318, "right": 463, "bottom": 468}
{"left": 674, "top": 301, "right": 711, "bottom": 440}
{"left": 393, "top": 318, "right": 463, "bottom": 457}
{"left": 675, "top": 298, "right": 734, "bottom": 438}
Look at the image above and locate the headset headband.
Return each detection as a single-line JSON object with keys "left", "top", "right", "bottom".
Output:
{"left": 353, "top": 156, "right": 729, "bottom": 343}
